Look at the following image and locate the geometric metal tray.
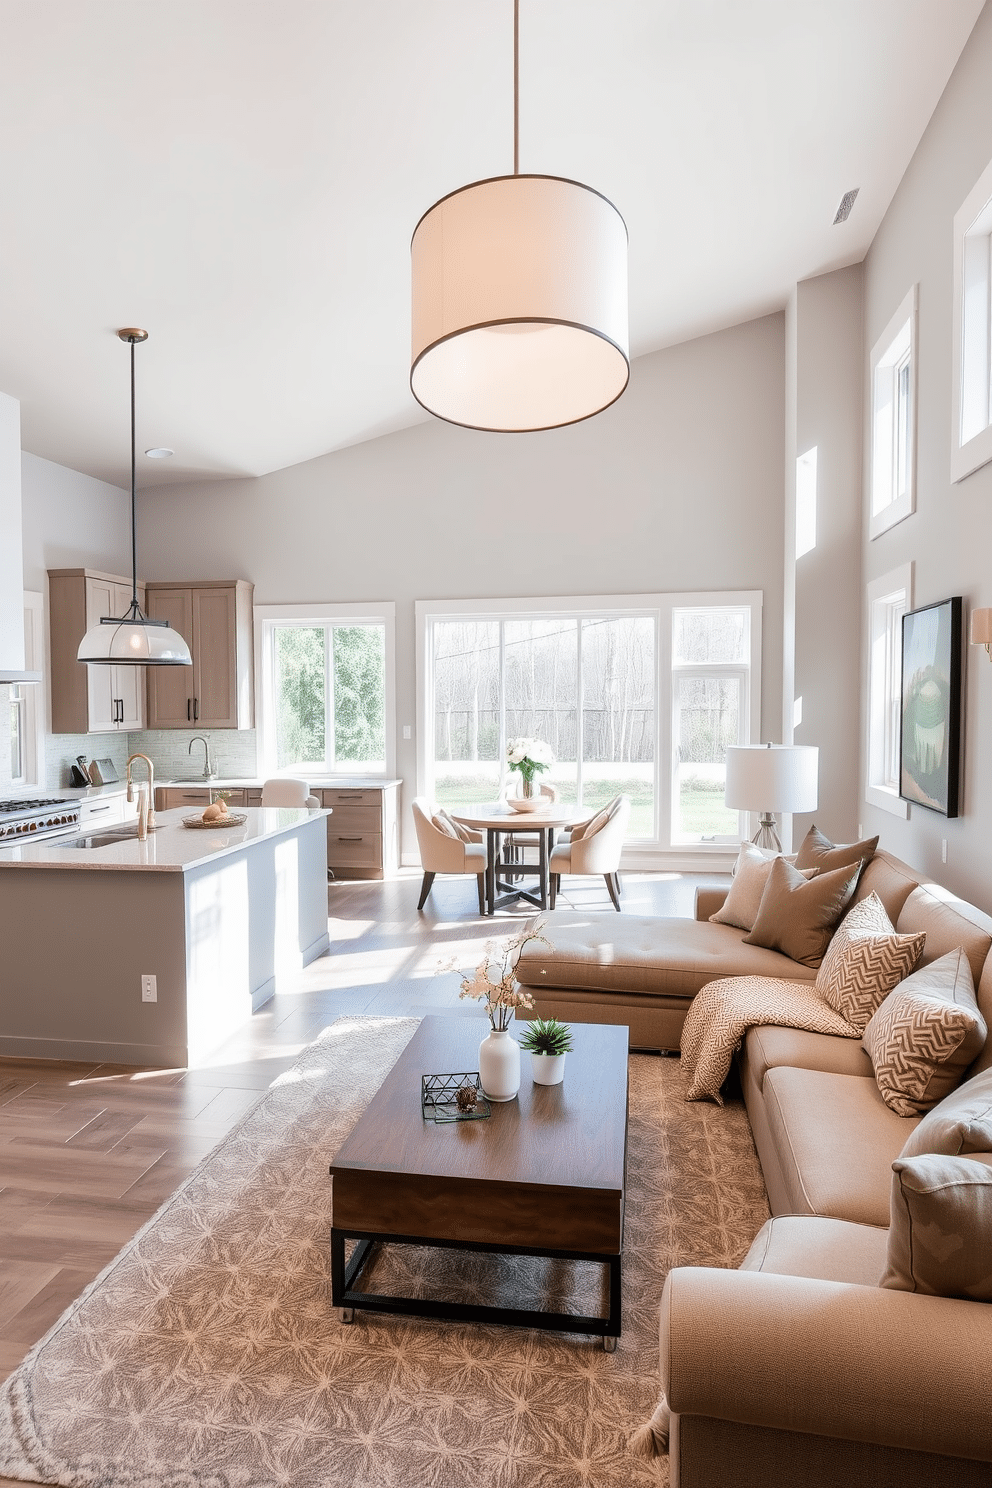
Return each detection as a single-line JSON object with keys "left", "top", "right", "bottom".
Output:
{"left": 421, "top": 1071, "right": 492, "bottom": 1122}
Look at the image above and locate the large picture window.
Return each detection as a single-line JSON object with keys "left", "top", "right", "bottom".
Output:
{"left": 418, "top": 592, "right": 760, "bottom": 849}
{"left": 255, "top": 603, "right": 394, "bottom": 776}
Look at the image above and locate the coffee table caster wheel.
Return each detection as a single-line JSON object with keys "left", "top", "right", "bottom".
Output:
{"left": 340, "top": 1307, "right": 354, "bottom": 1325}
{"left": 602, "top": 1335, "right": 617, "bottom": 1353}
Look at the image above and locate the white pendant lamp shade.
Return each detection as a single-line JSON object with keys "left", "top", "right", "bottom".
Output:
{"left": 77, "top": 617, "right": 191, "bottom": 666}
{"left": 411, "top": 174, "right": 629, "bottom": 432}
{"left": 76, "top": 328, "right": 193, "bottom": 667}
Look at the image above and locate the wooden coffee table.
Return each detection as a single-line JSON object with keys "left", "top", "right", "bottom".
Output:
{"left": 329, "top": 1016, "right": 629, "bottom": 1348}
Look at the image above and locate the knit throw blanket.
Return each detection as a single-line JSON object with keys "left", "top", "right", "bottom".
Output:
{"left": 681, "top": 976, "right": 860, "bottom": 1102}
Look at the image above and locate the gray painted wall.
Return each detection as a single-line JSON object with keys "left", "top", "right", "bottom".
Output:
{"left": 861, "top": 1, "right": 992, "bottom": 911}
{"left": 135, "top": 314, "right": 787, "bottom": 858}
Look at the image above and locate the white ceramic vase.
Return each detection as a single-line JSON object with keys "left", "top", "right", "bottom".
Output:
{"left": 479, "top": 1027, "right": 521, "bottom": 1101}
{"left": 530, "top": 1052, "right": 566, "bottom": 1086}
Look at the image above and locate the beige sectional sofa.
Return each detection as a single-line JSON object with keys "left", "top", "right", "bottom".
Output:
{"left": 517, "top": 849, "right": 992, "bottom": 1483}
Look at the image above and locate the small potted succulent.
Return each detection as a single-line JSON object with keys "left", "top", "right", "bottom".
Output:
{"left": 519, "top": 1016, "right": 574, "bottom": 1086}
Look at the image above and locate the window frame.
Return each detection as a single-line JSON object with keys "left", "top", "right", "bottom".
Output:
{"left": 254, "top": 601, "right": 396, "bottom": 778}
{"left": 416, "top": 590, "right": 761, "bottom": 852}
{"left": 952, "top": 156, "right": 992, "bottom": 483}
{"left": 10, "top": 591, "right": 44, "bottom": 788}
{"left": 865, "top": 563, "right": 912, "bottom": 818}
{"left": 869, "top": 286, "right": 917, "bottom": 538}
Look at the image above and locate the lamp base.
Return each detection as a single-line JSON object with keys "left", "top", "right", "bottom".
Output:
{"left": 750, "top": 815, "right": 782, "bottom": 853}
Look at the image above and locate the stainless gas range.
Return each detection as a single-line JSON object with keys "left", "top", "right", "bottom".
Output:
{"left": 0, "top": 796, "right": 81, "bottom": 843}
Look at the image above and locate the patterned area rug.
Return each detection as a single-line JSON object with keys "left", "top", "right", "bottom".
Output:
{"left": 0, "top": 1016, "right": 769, "bottom": 1488}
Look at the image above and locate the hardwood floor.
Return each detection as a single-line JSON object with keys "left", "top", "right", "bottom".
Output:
{"left": 0, "top": 866, "right": 725, "bottom": 1404}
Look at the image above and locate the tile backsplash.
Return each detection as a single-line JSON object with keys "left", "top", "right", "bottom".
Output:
{"left": 44, "top": 729, "right": 258, "bottom": 789}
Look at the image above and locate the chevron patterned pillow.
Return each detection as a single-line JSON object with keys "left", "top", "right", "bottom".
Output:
{"left": 816, "top": 892, "right": 925, "bottom": 1030}
{"left": 863, "top": 948, "right": 986, "bottom": 1117}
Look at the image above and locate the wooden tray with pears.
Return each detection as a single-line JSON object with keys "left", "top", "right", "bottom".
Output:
{"left": 182, "top": 799, "right": 248, "bottom": 829}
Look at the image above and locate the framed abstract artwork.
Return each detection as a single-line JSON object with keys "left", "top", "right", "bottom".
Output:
{"left": 899, "top": 596, "right": 962, "bottom": 817}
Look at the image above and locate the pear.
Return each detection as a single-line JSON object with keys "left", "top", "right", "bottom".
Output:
{"left": 202, "top": 802, "right": 224, "bottom": 823}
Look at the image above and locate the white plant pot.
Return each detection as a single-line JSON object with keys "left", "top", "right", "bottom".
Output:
{"left": 530, "top": 1052, "right": 566, "bottom": 1086}
{"left": 479, "top": 1027, "right": 521, "bottom": 1102}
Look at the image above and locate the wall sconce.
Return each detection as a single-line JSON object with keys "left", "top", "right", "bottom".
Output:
{"left": 971, "top": 608, "right": 992, "bottom": 661}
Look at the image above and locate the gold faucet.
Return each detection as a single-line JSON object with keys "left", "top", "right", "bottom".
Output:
{"left": 126, "top": 753, "right": 156, "bottom": 831}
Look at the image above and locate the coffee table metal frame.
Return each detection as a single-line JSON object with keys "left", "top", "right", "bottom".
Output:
{"left": 330, "top": 1228, "right": 621, "bottom": 1349}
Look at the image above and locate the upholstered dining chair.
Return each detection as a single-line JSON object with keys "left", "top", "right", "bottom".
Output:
{"left": 549, "top": 794, "right": 631, "bottom": 911}
{"left": 412, "top": 797, "right": 486, "bottom": 913}
{"left": 260, "top": 777, "right": 321, "bottom": 808}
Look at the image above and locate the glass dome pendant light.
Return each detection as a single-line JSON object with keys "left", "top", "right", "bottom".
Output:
{"left": 410, "top": 0, "right": 629, "bottom": 433}
{"left": 76, "top": 330, "right": 192, "bottom": 667}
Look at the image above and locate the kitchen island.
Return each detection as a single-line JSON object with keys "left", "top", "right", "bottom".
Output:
{"left": 0, "top": 807, "right": 330, "bottom": 1067}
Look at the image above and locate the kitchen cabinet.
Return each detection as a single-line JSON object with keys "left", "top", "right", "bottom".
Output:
{"left": 320, "top": 780, "right": 400, "bottom": 880}
{"left": 48, "top": 569, "right": 147, "bottom": 734}
{"left": 144, "top": 581, "right": 254, "bottom": 729}
{"left": 156, "top": 786, "right": 247, "bottom": 811}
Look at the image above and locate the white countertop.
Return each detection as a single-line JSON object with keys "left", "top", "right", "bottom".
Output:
{"left": 0, "top": 806, "right": 328, "bottom": 873}
{"left": 157, "top": 777, "right": 402, "bottom": 790}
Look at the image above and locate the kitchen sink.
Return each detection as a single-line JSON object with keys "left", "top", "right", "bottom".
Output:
{"left": 59, "top": 826, "right": 142, "bottom": 849}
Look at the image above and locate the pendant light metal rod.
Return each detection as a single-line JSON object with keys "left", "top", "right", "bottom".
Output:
{"left": 129, "top": 335, "right": 138, "bottom": 614}
{"left": 513, "top": 0, "right": 519, "bottom": 176}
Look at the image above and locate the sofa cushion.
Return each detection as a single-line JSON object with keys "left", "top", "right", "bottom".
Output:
{"left": 794, "top": 823, "right": 879, "bottom": 876}
{"left": 862, "top": 949, "right": 986, "bottom": 1117}
{"left": 899, "top": 1066, "right": 992, "bottom": 1159}
{"left": 763, "top": 1065, "right": 919, "bottom": 1225}
{"left": 815, "top": 893, "right": 926, "bottom": 1032}
{"left": 896, "top": 884, "right": 992, "bottom": 988}
{"left": 882, "top": 1152, "right": 992, "bottom": 1300}
{"left": 514, "top": 914, "right": 817, "bottom": 1001}
{"left": 741, "top": 1214, "right": 888, "bottom": 1286}
{"left": 710, "top": 844, "right": 817, "bottom": 932}
{"left": 744, "top": 1025, "right": 874, "bottom": 1090}
{"left": 743, "top": 857, "right": 861, "bottom": 969}
{"left": 849, "top": 851, "right": 919, "bottom": 922}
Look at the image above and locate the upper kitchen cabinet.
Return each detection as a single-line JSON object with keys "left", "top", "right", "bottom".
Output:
{"left": 144, "top": 580, "right": 254, "bottom": 729}
{"left": 49, "top": 569, "right": 147, "bottom": 733}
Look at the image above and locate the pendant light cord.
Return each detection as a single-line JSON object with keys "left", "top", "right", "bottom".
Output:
{"left": 129, "top": 337, "right": 138, "bottom": 614}
{"left": 513, "top": 0, "right": 519, "bottom": 175}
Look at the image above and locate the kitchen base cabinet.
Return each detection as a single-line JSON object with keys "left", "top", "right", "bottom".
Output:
{"left": 156, "top": 787, "right": 247, "bottom": 811}
{"left": 320, "top": 780, "right": 400, "bottom": 880}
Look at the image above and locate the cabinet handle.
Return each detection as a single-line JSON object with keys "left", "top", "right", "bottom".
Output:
{"left": 87, "top": 805, "right": 111, "bottom": 815}
{"left": 337, "top": 836, "right": 363, "bottom": 842}
{"left": 193, "top": 697, "right": 199, "bottom": 721}
{"left": 187, "top": 699, "right": 192, "bottom": 721}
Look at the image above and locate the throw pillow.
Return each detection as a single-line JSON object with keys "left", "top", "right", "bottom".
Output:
{"left": 881, "top": 1152, "right": 992, "bottom": 1300}
{"left": 862, "top": 949, "right": 987, "bottom": 1117}
{"left": 573, "top": 807, "right": 611, "bottom": 842}
{"left": 816, "top": 893, "right": 926, "bottom": 1032}
{"left": 794, "top": 823, "right": 879, "bottom": 877}
{"left": 900, "top": 1065, "right": 992, "bottom": 1160}
{"left": 742, "top": 855, "right": 861, "bottom": 968}
{"left": 431, "top": 811, "right": 458, "bottom": 839}
{"left": 710, "top": 844, "right": 817, "bottom": 933}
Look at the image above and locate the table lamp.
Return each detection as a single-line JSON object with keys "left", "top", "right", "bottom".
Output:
{"left": 724, "top": 744, "right": 819, "bottom": 852}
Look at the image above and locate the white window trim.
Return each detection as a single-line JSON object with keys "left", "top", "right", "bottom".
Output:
{"left": 951, "top": 155, "right": 992, "bottom": 483}
{"left": 865, "top": 563, "right": 912, "bottom": 818}
{"left": 253, "top": 601, "right": 396, "bottom": 778}
{"left": 869, "top": 286, "right": 917, "bottom": 538}
{"left": 416, "top": 590, "right": 761, "bottom": 853}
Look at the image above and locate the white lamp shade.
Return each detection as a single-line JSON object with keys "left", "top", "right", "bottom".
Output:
{"left": 411, "top": 174, "right": 629, "bottom": 431}
{"left": 724, "top": 745, "right": 819, "bottom": 814}
{"left": 76, "top": 619, "right": 192, "bottom": 666}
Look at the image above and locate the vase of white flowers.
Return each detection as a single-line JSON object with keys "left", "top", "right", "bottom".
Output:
{"left": 456, "top": 921, "right": 551, "bottom": 1101}
{"left": 506, "top": 737, "right": 554, "bottom": 798}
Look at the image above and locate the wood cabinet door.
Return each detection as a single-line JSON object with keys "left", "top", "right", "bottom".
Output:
{"left": 84, "top": 576, "right": 120, "bottom": 732}
{"left": 192, "top": 587, "right": 239, "bottom": 727}
{"left": 145, "top": 588, "right": 194, "bottom": 727}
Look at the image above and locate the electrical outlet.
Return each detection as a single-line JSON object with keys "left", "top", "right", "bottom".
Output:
{"left": 941, "top": 840, "right": 948, "bottom": 864}
{"left": 141, "top": 974, "right": 157, "bottom": 1003}
{"left": 402, "top": 725, "right": 412, "bottom": 740}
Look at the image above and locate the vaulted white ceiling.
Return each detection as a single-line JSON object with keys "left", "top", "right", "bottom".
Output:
{"left": 0, "top": 0, "right": 982, "bottom": 488}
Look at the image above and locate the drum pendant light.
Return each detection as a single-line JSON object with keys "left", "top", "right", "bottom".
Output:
{"left": 410, "top": 1, "right": 629, "bottom": 433}
{"left": 77, "top": 330, "right": 192, "bottom": 667}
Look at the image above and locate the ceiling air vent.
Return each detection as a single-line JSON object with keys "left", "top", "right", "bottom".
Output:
{"left": 833, "top": 189, "right": 859, "bottom": 225}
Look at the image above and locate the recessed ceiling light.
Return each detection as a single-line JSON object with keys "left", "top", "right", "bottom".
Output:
{"left": 144, "top": 447, "right": 173, "bottom": 459}
{"left": 833, "top": 188, "right": 859, "bottom": 225}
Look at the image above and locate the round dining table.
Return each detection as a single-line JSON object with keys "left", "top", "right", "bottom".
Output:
{"left": 450, "top": 802, "right": 589, "bottom": 915}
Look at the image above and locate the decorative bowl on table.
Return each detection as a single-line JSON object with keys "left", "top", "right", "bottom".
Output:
{"left": 182, "top": 812, "right": 248, "bottom": 829}
{"left": 507, "top": 797, "right": 550, "bottom": 813}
